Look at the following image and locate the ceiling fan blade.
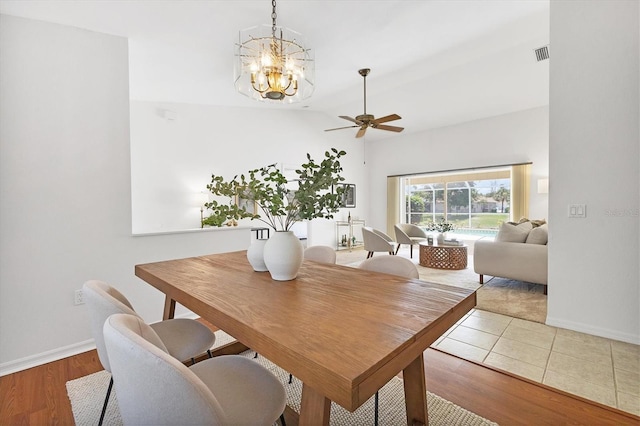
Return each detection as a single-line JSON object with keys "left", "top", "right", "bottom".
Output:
{"left": 339, "top": 115, "right": 362, "bottom": 125}
{"left": 374, "top": 124, "right": 404, "bottom": 132}
{"left": 371, "top": 114, "right": 401, "bottom": 124}
{"left": 324, "top": 125, "right": 359, "bottom": 132}
{"left": 355, "top": 126, "right": 368, "bottom": 138}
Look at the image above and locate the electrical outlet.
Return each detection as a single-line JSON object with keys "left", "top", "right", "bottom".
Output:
{"left": 74, "top": 289, "right": 85, "bottom": 305}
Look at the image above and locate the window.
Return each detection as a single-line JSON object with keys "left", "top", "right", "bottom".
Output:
{"left": 388, "top": 164, "right": 530, "bottom": 235}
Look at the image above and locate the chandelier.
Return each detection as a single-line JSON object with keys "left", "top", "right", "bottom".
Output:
{"left": 234, "top": 0, "right": 314, "bottom": 103}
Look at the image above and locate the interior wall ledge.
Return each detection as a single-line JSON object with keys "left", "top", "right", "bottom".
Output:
{"left": 132, "top": 225, "right": 253, "bottom": 237}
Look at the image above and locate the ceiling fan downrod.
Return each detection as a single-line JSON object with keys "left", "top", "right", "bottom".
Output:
{"left": 357, "top": 68, "right": 373, "bottom": 122}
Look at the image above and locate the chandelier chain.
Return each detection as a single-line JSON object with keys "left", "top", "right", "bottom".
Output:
{"left": 271, "top": 0, "right": 277, "bottom": 36}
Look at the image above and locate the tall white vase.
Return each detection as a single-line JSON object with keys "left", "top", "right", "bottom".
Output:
{"left": 246, "top": 239, "right": 268, "bottom": 272}
{"left": 263, "top": 231, "right": 304, "bottom": 281}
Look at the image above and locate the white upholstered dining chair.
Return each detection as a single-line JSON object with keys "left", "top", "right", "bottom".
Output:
{"left": 362, "top": 226, "right": 397, "bottom": 258}
{"left": 304, "top": 245, "right": 337, "bottom": 263}
{"left": 358, "top": 255, "right": 420, "bottom": 279}
{"left": 357, "top": 255, "right": 419, "bottom": 425}
{"left": 103, "top": 313, "right": 287, "bottom": 426}
{"left": 394, "top": 223, "right": 428, "bottom": 258}
{"left": 83, "top": 280, "right": 217, "bottom": 425}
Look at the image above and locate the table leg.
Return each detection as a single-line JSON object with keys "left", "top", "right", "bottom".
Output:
{"left": 403, "top": 353, "right": 428, "bottom": 426}
{"left": 299, "top": 384, "right": 330, "bottom": 426}
{"left": 162, "top": 296, "right": 176, "bottom": 320}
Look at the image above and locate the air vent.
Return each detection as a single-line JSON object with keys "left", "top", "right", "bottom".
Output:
{"left": 534, "top": 45, "right": 550, "bottom": 62}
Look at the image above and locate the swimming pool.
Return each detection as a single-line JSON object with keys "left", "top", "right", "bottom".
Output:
{"left": 451, "top": 228, "right": 498, "bottom": 237}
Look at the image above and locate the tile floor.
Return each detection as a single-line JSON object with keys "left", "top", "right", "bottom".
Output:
{"left": 433, "top": 309, "right": 640, "bottom": 415}
{"left": 334, "top": 245, "right": 639, "bottom": 415}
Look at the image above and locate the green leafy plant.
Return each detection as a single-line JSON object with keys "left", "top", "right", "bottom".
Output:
{"left": 202, "top": 148, "right": 347, "bottom": 231}
{"left": 426, "top": 218, "right": 455, "bottom": 233}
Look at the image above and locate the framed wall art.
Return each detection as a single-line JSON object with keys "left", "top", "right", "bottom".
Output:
{"left": 336, "top": 183, "right": 356, "bottom": 208}
{"left": 235, "top": 194, "right": 257, "bottom": 215}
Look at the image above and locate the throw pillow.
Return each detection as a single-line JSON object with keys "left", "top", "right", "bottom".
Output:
{"left": 526, "top": 223, "right": 548, "bottom": 245}
{"left": 530, "top": 218, "right": 547, "bottom": 228}
{"left": 510, "top": 217, "right": 547, "bottom": 228}
{"left": 496, "top": 221, "right": 533, "bottom": 243}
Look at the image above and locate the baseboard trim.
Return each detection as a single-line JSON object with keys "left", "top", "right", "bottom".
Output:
{"left": 0, "top": 339, "right": 96, "bottom": 377}
{"left": 0, "top": 311, "right": 201, "bottom": 377}
{"left": 546, "top": 316, "right": 640, "bottom": 345}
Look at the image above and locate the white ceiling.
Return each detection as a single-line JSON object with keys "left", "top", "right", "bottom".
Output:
{"left": 0, "top": 0, "right": 550, "bottom": 140}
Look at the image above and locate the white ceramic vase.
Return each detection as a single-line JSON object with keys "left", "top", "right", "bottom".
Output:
{"left": 263, "top": 231, "right": 304, "bottom": 281}
{"left": 246, "top": 239, "right": 268, "bottom": 272}
{"left": 437, "top": 233, "right": 446, "bottom": 244}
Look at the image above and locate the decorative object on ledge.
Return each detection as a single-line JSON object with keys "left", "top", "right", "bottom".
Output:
{"left": 197, "top": 191, "right": 209, "bottom": 228}
{"left": 234, "top": 0, "right": 314, "bottom": 103}
{"left": 203, "top": 148, "right": 346, "bottom": 280}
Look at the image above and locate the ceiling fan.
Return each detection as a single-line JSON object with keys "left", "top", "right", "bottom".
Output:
{"left": 325, "top": 68, "right": 404, "bottom": 138}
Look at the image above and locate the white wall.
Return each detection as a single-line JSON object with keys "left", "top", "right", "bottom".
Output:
{"left": 547, "top": 0, "right": 639, "bottom": 344}
{"left": 129, "top": 101, "right": 365, "bottom": 235}
{"left": 365, "top": 106, "right": 550, "bottom": 231}
{"left": 0, "top": 16, "right": 247, "bottom": 374}
{"left": 0, "top": 15, "right": 365, "bottom": 374}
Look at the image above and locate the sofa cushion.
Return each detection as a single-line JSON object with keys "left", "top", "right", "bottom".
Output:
{"left": 496, "top": 221, "right": 533, "bottom": 243}
{"left": 526, "top": 223, "right": 548, "bottom": 245}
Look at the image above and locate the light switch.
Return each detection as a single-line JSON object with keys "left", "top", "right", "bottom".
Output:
{"left": 568, "top": 204, "right": 586, "bottom": 218}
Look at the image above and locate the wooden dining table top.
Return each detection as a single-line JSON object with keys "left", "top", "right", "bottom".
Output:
{"left": 135, "top": 250, "right": 476, "bottom": 415}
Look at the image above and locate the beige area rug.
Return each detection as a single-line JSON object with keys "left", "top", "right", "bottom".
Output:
{"left": 475, "top": 277, "right": 547, "bottom": 323}
{"left": 337, "top": 246, "right": 547, "bottom": 323}
{"left": 67, "top": 333, "right": 498, "bottom": 426}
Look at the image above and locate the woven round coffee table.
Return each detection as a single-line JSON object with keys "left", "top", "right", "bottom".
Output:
{"left": 418, "top": 241, "right": 468, "bottom": 270}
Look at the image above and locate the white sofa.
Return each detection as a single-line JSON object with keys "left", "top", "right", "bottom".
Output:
{"left": 473, "top": 221, "right": 548, "bottom": 294}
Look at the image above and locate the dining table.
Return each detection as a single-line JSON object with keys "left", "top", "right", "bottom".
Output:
{"left": 135, "top": 250, "right": 476, "bottom": 426}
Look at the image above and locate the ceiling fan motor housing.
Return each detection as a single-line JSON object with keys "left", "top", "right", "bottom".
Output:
{"left": 356, "top": 114, "right": 375, "bottom": 123}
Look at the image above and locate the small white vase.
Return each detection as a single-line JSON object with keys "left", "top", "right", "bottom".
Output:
{"left": 246, "top": 239, "right": 268, "bottom": 272}
{"left": 437, "top": 233, "right": 446, "bottom": 244}
{"left": 263, "top": 231, "right": 304, "bottom": 281}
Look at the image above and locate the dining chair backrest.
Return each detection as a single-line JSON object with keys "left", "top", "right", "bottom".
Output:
{"left": 103, "top": 313, "right": 225, "bottom": 425}
{"left": 83, "top": 280, "right": 139, "bottom": 372}
{"left": 358, "top": 255, "right": 420, "bottom": 279}
{"left": 304, "top": 245, "right": 337, "bottom": 264}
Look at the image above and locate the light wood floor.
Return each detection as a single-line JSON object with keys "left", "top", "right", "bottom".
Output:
{"left": 1, "top": 343, "right": 637, "bottom": 425}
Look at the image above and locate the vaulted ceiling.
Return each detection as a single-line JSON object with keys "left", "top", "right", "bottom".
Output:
{"left": 0, "top": 1, "right": 550, "bottom": 140}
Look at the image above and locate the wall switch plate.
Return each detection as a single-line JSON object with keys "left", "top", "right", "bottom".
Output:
{"left": 74, "top": 289, "right": 85, "bottom": 305}
{"left": 568, "top": 204, "right": 586, "bottom": 218}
